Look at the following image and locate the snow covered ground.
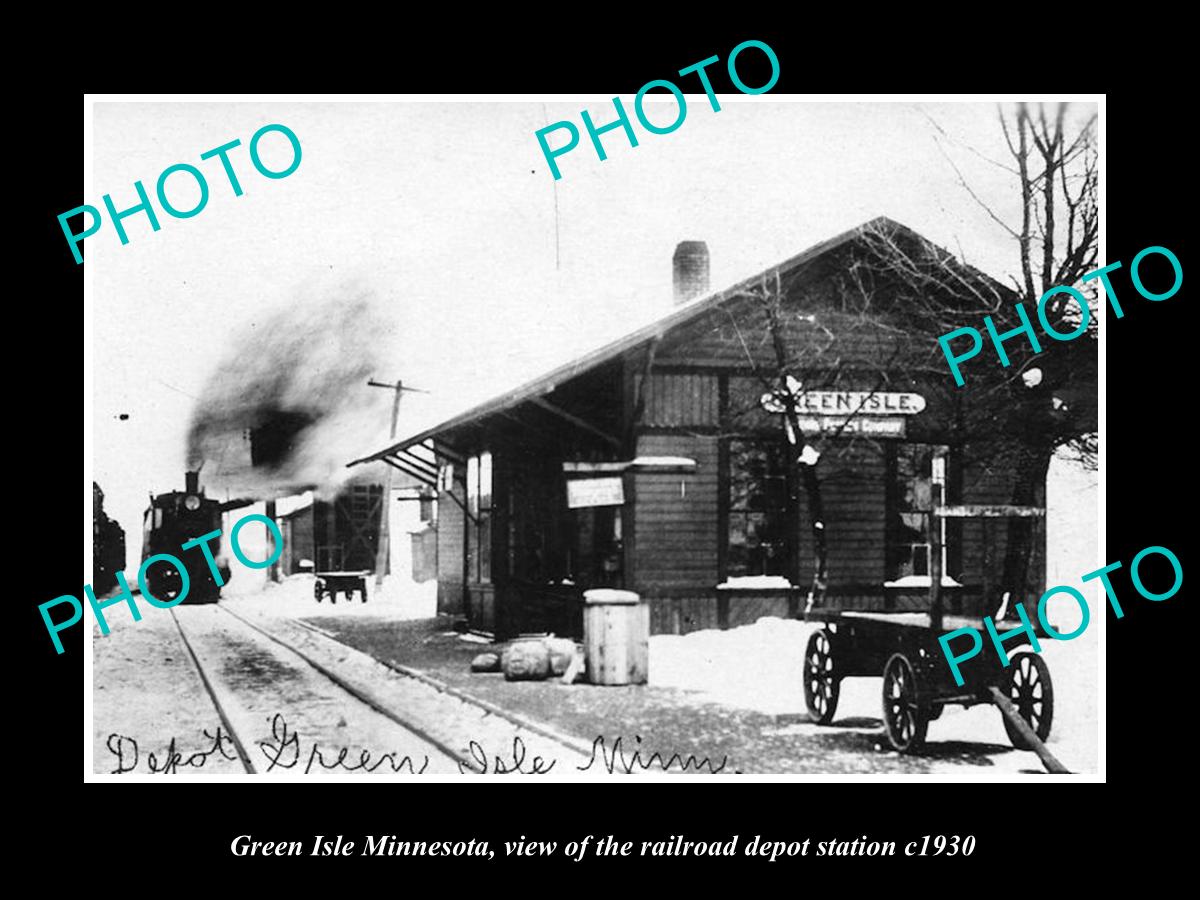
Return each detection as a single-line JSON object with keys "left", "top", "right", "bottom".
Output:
{"left": 226, "top": 572, "right": 438, "bottom": 621}
{"left": 648, "top": 616, "right": 1097, "bottom": 774}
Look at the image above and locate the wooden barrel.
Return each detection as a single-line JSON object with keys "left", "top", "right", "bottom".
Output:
{"left": 583, "top": 589, "right": 649, "bottom": 685}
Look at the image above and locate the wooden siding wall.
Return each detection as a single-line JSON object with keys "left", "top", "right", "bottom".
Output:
{"left": 648, "top": 592, "right": 799, "bottom": 635}
{"left": 436, "top": 477, "right": 465, "bottom": 615}
{"left": 649, "top": 596, "right": 720, "bottom": 635}
{"left": 956, "top": 457, "right": 1046, "bottom": 615}
{"left": 633, "top": 433, "right": 719, "bottom": 591}
{"left": 636, "top": 373, "right": 719, "bottom": 426}
{"left": 796, "top": 441, "right": 888, "bottom": 588}
{"left": 654, "top": 304, "right": 918, "bottom": 372}
{"left": 627, "top": 333, "right": 1046, "bottom": 630}
{"left": 280, "top": 507, "right": 314, "bottom": 576}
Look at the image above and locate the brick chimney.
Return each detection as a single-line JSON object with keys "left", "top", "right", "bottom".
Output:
{"left": 673, "top": 241, "right": 709, "bottom": 306}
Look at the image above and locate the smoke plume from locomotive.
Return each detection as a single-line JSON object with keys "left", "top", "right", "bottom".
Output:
{"left": 186, "top": 285, "right": 398, "bottom": 499}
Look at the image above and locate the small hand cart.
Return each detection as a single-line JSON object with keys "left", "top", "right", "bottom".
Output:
{"left": 313, "top": 570, "right": 370, "bottom": 604}
{"left": 802, "top": 451, "right": 1064, "bottom": 771}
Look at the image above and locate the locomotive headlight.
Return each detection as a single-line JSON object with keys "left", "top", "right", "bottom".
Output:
{"left": 184, "top": 495, "right": 201, "bottom": 511}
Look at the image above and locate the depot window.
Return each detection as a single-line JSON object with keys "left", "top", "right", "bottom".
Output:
{"left": 466, "top": 451, "right": 493, "bottom": 583}
{"left": 886, "top": 443, "right": 952, "bottom": 582}
{"left": 727, "top": 439, "right": 791, "bottom": 578}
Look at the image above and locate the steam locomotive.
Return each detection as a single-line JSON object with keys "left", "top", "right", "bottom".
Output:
{"left": 142, "top": 471, "right": 241, "bottom": 603}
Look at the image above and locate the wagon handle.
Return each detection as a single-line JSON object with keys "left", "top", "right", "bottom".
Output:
{"left": 987, "top": 686, "right": 1071, "bottom": 774}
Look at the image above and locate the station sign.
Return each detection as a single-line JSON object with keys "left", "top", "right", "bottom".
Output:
{"left": 795, "top": 416, "right": 907, "bottom": 438}
{"left": 567, "top": 476, "right": 626, "bottom": 509}
{"left": 761, "top": 391, "right": 925, "bottom": 416}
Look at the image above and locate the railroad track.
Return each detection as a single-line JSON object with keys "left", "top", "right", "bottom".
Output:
{"left": 167, "top": 603, "right": 600, "bottom": 776}
{"left": 168, "top": 606, "right": 258, "bottom": 773}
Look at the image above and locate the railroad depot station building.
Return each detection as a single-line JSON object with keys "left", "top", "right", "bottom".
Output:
{"left": 351, "top": 218, "right": 1045, "bottom": 639}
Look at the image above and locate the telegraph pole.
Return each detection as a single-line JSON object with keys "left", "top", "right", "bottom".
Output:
{"left": 367, "top": 379, "right": 429, "bottom": 587}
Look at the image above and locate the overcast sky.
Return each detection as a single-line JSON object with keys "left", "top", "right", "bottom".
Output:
{"left": 90, "top": 98, "right": 1097, "bottom": 541}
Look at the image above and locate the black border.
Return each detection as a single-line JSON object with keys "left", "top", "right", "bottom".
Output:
{"left": 24, "top": 23, "right": 1189, "bottom": 882}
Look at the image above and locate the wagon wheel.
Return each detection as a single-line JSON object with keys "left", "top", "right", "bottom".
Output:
{"left": 803, "top": 629, "right": 841, "bottom": 724}
{"left": 313, "top": 580, "right": 324, "bottom": 602}
{"left": 882, "top": 653, "right": 929, "bottom": 753}
{"left": 1002, "top": 652, "right": 1054, "bottom": 750}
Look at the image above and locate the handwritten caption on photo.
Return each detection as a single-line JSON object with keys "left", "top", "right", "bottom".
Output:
{"left": 59, "top": 123, "right": 302, "bottom": 264}
{"left": 43, "top": 513, "right": 283, "bottom": 654}
{"left": 105, "top": 714, "right": 731, "bottom": 775}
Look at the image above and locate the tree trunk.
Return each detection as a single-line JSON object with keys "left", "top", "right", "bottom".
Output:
{"left": 781, "top": 411, "right": 828, "bottom": 612}
{"left": 759, "top": 280, "right": 829, "bottom": 611}
{"left": 998, "top": 443, "right": 1050, "bottom": 616}
{"left": 800, "top": 460, "right": 827, "bottom": 594}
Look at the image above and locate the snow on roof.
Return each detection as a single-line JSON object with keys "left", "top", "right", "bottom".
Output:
{"left": 275, "top": 491, "right": 314, "bottom": 517}
{"left": 717, "top": 576, "right": 796, "bottom": 590}
{"left": 883, "top": 575, "right": 963, "bottom": 589}
{"left": 630, "top": 456, "right": 697, "bottom": 468}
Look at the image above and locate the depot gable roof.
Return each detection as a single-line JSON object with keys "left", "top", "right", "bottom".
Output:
{"left": 347, "top": 215, "right": 971, "bottom": 468}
